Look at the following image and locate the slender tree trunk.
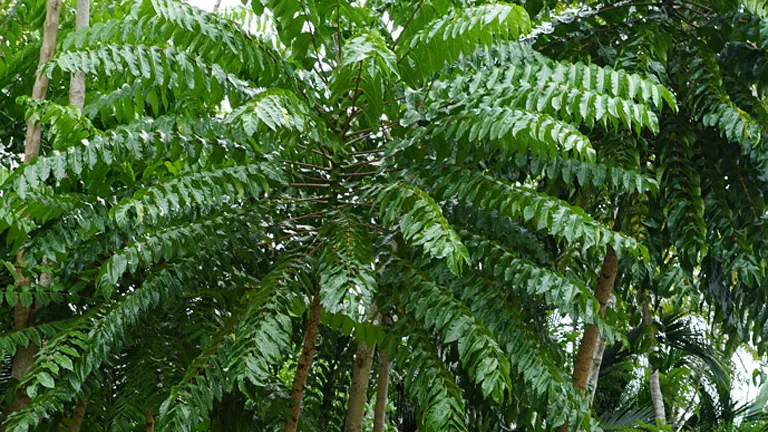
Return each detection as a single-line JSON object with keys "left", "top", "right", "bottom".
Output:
{"left": 8, "top": 2, "right": 62, "bottom": 414}
{"left": 344, "top": 342, "right": 375, "bottom": 432}
{"left": 373, "top": 351, "right": 390, "bottom": 432}
{"left": 643, "top": 300, "right": 666, "bottom": 424}
{"left": 587, "top": 294, "right": 616, "bottom": 404}
{"left": 284, "top": 292, "right": 323, "bottom": 432}
{"left": 68, "top": 0, "right": 89, "bottom": 110}
{"left": 6, "top": 294, "right": 36, "bottom": 416}
{"left": 212, "top": 0, "right": 223, "bottom": 11}
{"left": 145, "top": 408, "right": 154, "bottom": 432}
{"left": 64, "top": 1, "right": 91, "bottom": 422}
{"left": 67, "top": 399, "right": 87, "bottom": 432}
{"left": 23, "top": 0, "right": 62, "bottom": 163}
{"left": 559, "top": 246, "right": 619, "bottom": 432}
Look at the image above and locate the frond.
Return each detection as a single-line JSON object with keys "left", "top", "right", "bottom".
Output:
{"left": 158, "top": 274, "right": 298, "bottom": 430}
{"left": 683, "top": 50, "right": 768, "bottom": 179}
{"left": 398, "top": 333, "right": 468, "bottom": 432}
{"left": 423, "top": 105, "right": 596, "bottom": 162}
{"left": 462, "top": 232, "right": 618, "bottom": 340}
{"left": 17, "top": 97, "right": 99, "bottom": 150}
{"left": 452, "top": 272, "right": 597, "bottom": 430}
{"left": 47, "top": 44, "right": 260, "bottom": 108}
{"left": 433, "top": 170, "right": 645, "bottom": 258}
{"left": 0, "top": 320, "right": 73, "bottom": 357}
{"left": 109, "top": 162, "right": 274, "bottom": 228}
{"left": 62, "top": 0, "right": 284, "bottom": 86}
{"left": 3, "top": 256, "right": 232, "bottom": 431}
{"left": 430, "top": 59, "right": 671, "bottom": 135}
{"left": 657, "top": 123, "right": 707, "bottom": 271}
{"left": 330, "top": 30, "right": 399, "bottom": 129}
{"left": 318, "top": 212, "right": 377, "bottom": 320}
{"left": 223, "top": 89, "right": 320, "bottom": 142}
{"left": 96, "top": 206, "right": 268, "bottom": 296}
{"left": 399, "top": 3, "right": 531, "bottom": 84}
{"left": 388, "top": 264, "right": 510, "bottom": 404}
{"left": 519, "top": 154, "right": 659, "bottom": 196}
{"left": 374, "top": 183, "right": 470, "bottom": 275}
{"left": 6, "top": 116, "right": 254, "bottom": 200}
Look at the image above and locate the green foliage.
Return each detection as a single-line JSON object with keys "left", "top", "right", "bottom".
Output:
{"left": 399, "top": 4, "right": 531, "bottom": 84}
{"left": 318, "top": 212, "right": 377, "bottom": 319}
{"left": 433, "top": 170, "right": 645, "bottom": 257}
{"left": 0, "top": 0, "right": 698, "bottom": 431}
{"left": 375, "top": 183, "right": 470, "bottom": 275}
{"left": 389, "top": 265, "right": 510, "bottom": 404}
{"left": 397, "top": 334, "right": 467, "bottom": 432}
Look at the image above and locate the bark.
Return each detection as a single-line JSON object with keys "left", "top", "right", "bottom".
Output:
{"left": 344, "top": 342, "right": 375, "bottom": 432}
{"left": 587, "top": 294, "right": 616, "bottom": 404}
{"left": 373, "top": 351, "right": 390, "bottom": 432}
{"left": 23, "top": 0, "right": 62, "bottom": 163}
{"left": 67, "top": 399, "right": 88, "bottom": 432}
{"left": 145, "top": 408, "right": 154, "bottom": 432}
{"left": 9, "top": 0, "right": 61, "bottom": 413}
{"left": 284, "top": 292, "right": 323, "bottom": 432}
{"left": 6, "top": 301, "right": 36, "bottom": 415}
{"left": 68, "top": 0, "right": 90, "bottom": 110}
{"left": 65, "top": 1, "right": 91, "bottom": 421}
{"left": 643, "top": 300, "right": 666, "bottom": 424}
{"left": 559, "top": 246, "right": 619, "bottom": 432}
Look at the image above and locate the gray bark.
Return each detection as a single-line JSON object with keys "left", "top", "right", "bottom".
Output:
{"left": 587, "top": 294, "right": 616, "bottom": 404}
{"left": 373, "top": 351, "right": 390, "bottom": 432}
{"left": 68, "top": 0, "right": 90, "bottom": 110}
{"left": 643, "top": 299, "right": 666, "bottom": 424}
{"left": 344, "top": 342, "right": 375, "bottom": 432}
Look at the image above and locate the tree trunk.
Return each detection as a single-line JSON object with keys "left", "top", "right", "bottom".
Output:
{"left": 63, "top": 1, "right": 91, "bottom": 421}
{"left": 587, "top": 294, "right": 616, "bottom": 404}
{"left": 373, "top": 351, "right": 390, "bottom": 432}
{"left": 212, "top": 0, "right": 223, "bottom": 11}
{"left": 145, "top": 408, "right": 154, "bottom": 432}
{"left": 23, "top": 0, "right": 62, "bottom": 163}
{"left": 643, "top": 300, "right": 666, "bottom": 424}
{"left": 559, "top": 246, "right": 619, "bottom": 432}
{"left": 68, "top": 0, "right": 90, "bottom": 110}
{"left": 284, "top": 292, "right": 323, "bottom": 432}
{"left": 344, "top": 342, "right": 375, "bottom": 432}
{"left": 6, "top": 298, "right": 36, "bottom": 416}
{"left": 7, "top": 1, "right": 62, "bottom": 415}
{"left": 67, "top": 399, "right": 87, "bottom": 432}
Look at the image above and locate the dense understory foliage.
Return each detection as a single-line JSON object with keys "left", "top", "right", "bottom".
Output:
{"left": 0, "top": 0, "right": 767, "bottom": 431}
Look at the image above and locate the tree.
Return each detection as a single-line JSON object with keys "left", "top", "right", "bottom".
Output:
{"left": 536, "top": 0, "right": 768, "bottom": 428}
{"left": 3, "top": 0, "right": 764, "bottom": 431}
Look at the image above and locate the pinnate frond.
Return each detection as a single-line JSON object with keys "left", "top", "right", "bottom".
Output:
{"left": 388, "top": 265, "right": 510, "bottom": 404}
{"left": 318, "top": 212, "right": 377, "bottom": 320}
{"left": 399, "top": 3, "right": 531, "bottom": 83}
{"left": 374, "top": 183, "right": 470, "bottom": 275}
